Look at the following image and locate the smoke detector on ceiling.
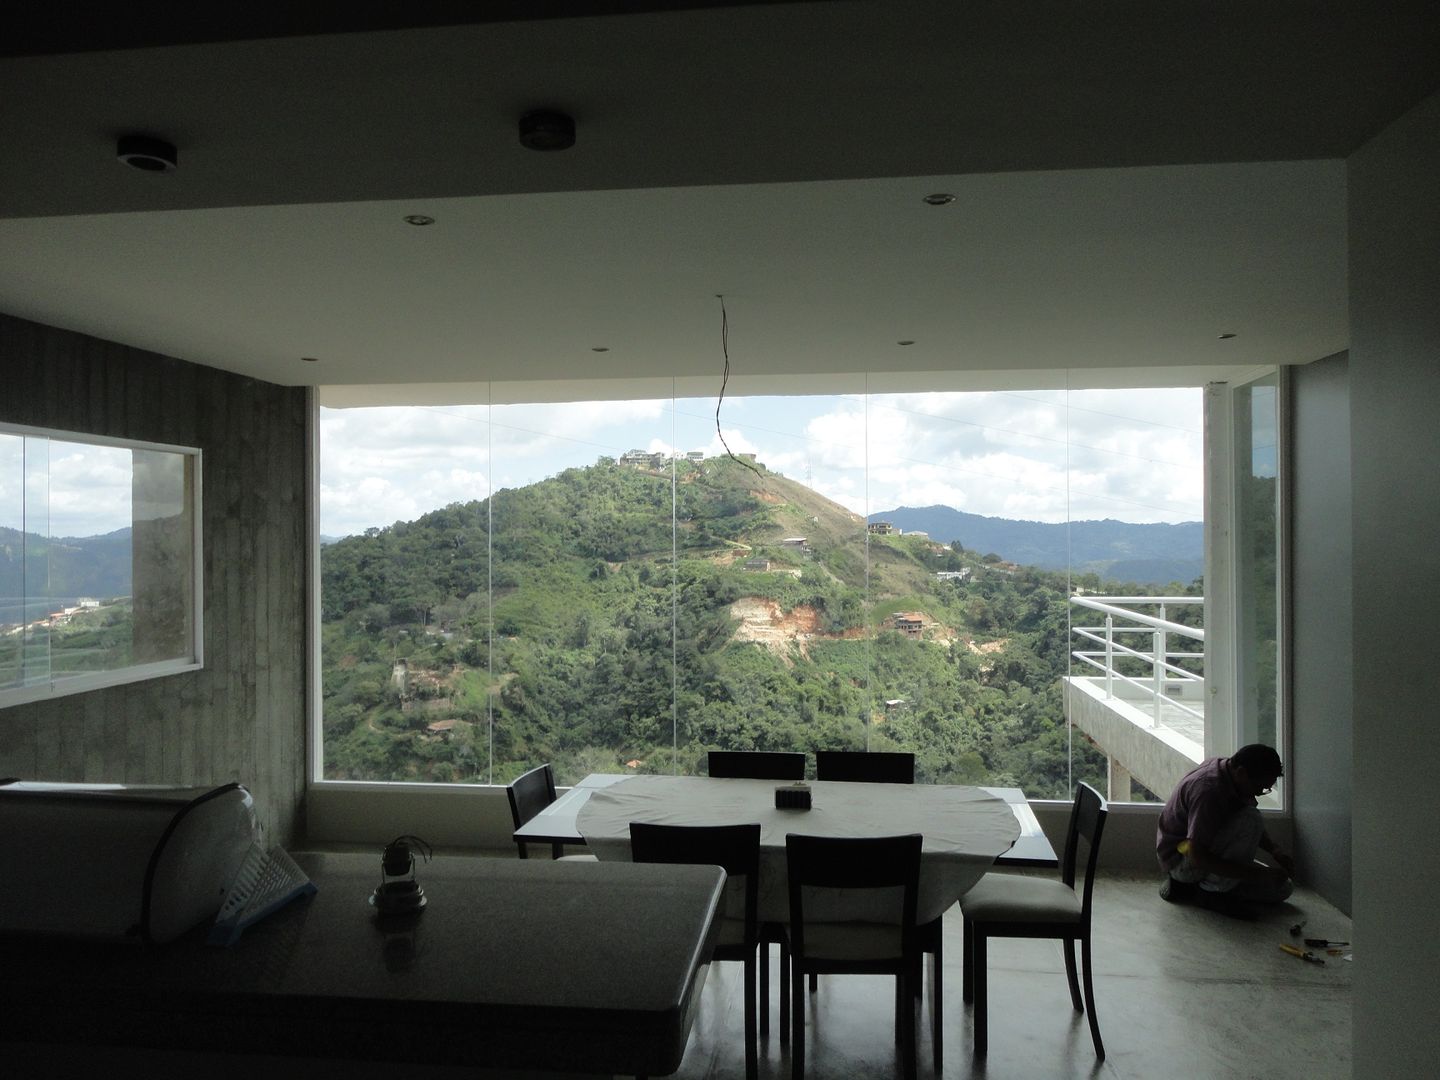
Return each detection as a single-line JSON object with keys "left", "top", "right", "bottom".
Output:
{"left": 519, "top": 110, "right": 576, "bottom": 151}
{"left": 116, "top": 134, "right": 177, "bottom": 173}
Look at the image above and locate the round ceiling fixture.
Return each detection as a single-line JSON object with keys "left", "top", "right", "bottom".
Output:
{"left": 922, "top": 193, "right": 955, "bottom": 206}
{"left": 897, "top": 340, "right": 916, "bottom": 346}
{"left": 301, "top": 357, "right": 320, "bottom": 364}
{"left": 519, "top": 110, "right": 576, "bottom": 151}
{"left": 1218, "top": 332, "right": 1238, "bottom": 340}
{"left": 591, "top": 346, "right": 610, "bottom": 352}
{"left": 403, "top": 214, "right": 435, "bottom": 226}
{"left": 116, "top": 134, "right": 177, "bottom": 173}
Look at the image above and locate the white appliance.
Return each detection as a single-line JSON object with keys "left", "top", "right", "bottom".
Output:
{"left": 0, "top": 780, "right": 257, "bottom": 943}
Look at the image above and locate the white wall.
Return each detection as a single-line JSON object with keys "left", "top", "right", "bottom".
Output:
{"left": 1290, "top": 352, "right": 1353, "bottom": 914}
{"left": 1348, "top": 89, "right": 1440, "bottom": 1077}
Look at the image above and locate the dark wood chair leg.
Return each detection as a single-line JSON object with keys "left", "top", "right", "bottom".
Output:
{"left": 551, "top": 841, "right": 564, "bottom": 860}
{"left": 779, "top": 938, "right": 790, "bottom": 1044}
{"left": 901, "top": 972, "right": 918, "bottom": 1080}
{"left": 809, "top": 971, "right": 818, "bottom": 992}
{"left": 961, "top": 919, "right": 974, "bottom": 1004}
{"left": 972, "top": 932, "right": 987, "bottom": 1058}
{"left": 930, "top": 931, "right": 943, "bottom": 1067}
{"left": 760, "top": 941, "right": 770, "bottom": 1037}
{"left": 1063, "top": 936, "right": 1083, "bottom": 1011}
{"left": 745, "top": 951, "right": 759, "bottom": 1080}
{"left": 791, "top": 961, "right": 805, "bottom": 1080}
{"left": 1081, "top": 934, "right": 1105, "bottom": 1061}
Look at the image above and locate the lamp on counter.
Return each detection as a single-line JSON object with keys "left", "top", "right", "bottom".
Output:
{"left": 370, "top": 834, "right": 432, "bottom": 917}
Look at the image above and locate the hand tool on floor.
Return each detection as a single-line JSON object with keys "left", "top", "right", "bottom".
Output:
{"left": 1303, "top": 938, "right": 1349, "bottom": 948}
{"left": 1279, "top": 943, "right": 1325, "bottom": 964}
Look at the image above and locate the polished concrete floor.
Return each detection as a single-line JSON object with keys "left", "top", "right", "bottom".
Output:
{"left": 673, "top": 870, "right": 1352, "bottom": 1080}
{"left": 11, "top": 869, "right": 1351, "bottom": 1080}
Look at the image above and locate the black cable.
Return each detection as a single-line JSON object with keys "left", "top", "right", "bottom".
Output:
{"left": 715, "top": 295, "right": 763, "bottom": 479}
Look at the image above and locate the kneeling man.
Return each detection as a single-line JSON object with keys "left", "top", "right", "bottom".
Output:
{"left": 1157, "top": 743, "right": 1293, "bottom": 908}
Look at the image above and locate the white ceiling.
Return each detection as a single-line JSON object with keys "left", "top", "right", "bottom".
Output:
{"left": 1, "top": 3, "right": 1434, "bottom": 398}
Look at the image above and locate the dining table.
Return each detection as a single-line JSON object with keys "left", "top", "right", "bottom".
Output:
{"left": 574, "top": 774, "right": 1023, "bottom": 925}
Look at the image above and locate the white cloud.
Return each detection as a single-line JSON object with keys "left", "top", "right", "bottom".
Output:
{"left": 319, "top": 386, "right": 1204, "bottom": 535}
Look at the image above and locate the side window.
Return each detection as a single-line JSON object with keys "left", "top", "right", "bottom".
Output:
{"left": 1, "top": 424, "right": 202, "bottom": 706}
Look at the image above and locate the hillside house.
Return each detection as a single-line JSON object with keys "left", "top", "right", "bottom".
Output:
{"left": 893, "top": 612, "right": 925, "bottom": 637}
{"left": 868, "top": 521, "right": 894, "bottom": 535}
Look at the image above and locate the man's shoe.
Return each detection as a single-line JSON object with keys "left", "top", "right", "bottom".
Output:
{"left": 1159, "top": 875, "right": 1198, "bottom": 904}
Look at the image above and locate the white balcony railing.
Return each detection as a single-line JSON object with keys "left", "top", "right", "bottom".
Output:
{"left": 1070, "top": 595, "right": 1204, "bottom": 731}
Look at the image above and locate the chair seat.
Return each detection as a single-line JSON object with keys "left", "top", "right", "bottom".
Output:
{"left": 961, "top": 873, "right": 1082, "bottom": 924}
{"left": 804, "top": 920, "right": 905, "bottom": 962}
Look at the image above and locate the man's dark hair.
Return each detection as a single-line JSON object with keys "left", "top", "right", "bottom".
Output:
{"left": 1231, "top": 743, "right": 1283, "bottom": 778}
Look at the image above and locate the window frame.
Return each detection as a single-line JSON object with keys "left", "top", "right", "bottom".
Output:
{"left": 1202, "top": 369, "right": 1290, "bottom": 809}
{"left": 308, "top": 382, "right": 1220, "bottom": 796}
{"left": 0, "top": 421, "right": 204, "bottom": 708}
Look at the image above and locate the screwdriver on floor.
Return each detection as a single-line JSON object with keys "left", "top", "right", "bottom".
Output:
{"left": 1279, "top": 943, "right": 1325, "bottom": 964}
{"left": 1303, "top": 938, "right": 1349, "bottom": 947}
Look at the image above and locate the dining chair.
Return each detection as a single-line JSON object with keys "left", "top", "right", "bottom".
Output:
{"left": 707, "top": 750, "right": 807, "bottom": 780}
{"left": 807, "top": 751, "right": 923, "bottom": 1017}
{"left": 959, "top": 781, "right": 1108, "bottom": 1059}
{"left": 631, "top": 822, "right": 763, "bottom": 1080}
{"left": 786, "top": 832, "right": 923, "bottom": 1080}
{"left": 814, "top": 749, "right": 915, "bottom": 784}
{"left": 705, "top": 747, "right": 804, "bottom": 1037}
{"left": 505, "top": 763, "right": 597, "bottom": 861}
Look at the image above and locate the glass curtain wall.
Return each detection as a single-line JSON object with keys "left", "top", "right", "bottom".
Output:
{"left": 1233, "top": 373, "right": 1283, "bottom": 800}
{"left": 318, "top": 382, "right": 1204, "bottom": 798}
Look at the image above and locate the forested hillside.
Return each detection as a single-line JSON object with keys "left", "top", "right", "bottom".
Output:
{"left": 321, "top": 456, "right": 1189, "bottom": 793}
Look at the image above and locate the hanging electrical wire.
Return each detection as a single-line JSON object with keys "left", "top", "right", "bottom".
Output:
{"left": 715, "top": 294, "right": 763, "bottom": 478}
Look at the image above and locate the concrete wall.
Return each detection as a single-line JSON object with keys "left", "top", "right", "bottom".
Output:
{"left": 1288, "top": 352, "right": 1353, "bottom": 915}
{"left": 0, "top": 313, "right": 309, "bottom": 843}
{"left": 1348, "top": 90, "right": 1440, "bottom": 1077}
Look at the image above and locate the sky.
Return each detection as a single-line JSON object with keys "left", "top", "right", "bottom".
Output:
{"left": 317, "top": 387, "right": 1205, "bottom": 539}
{"left": 2, "top": 387, "right": 1206, "bottom": 540}
{"left": 1, "top": 434, "right": 191, "bottom": 539}
{"left": 1, "top": 435, "right": 133, "bottom": 538}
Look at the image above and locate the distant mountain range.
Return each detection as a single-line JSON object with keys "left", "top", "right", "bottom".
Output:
{"left": 0, "top": 526, "right": 133, "bottom": 620}
{"left": 870, "top": 505, "right": 1203, "bottom": 586}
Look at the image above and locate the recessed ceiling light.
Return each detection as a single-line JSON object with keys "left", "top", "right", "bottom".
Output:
{"left": 116, "top": 134, "right": 177, "bottom": 173}
{"left": 897, "top": 340, "right": 915, "bottom": 346}
{"left": 301, "top": 357, "right": 320, "bottom": 363}
{"left": 1218, "top": 332, "right": 1238, "bottom": 339}
{"left": 403, "top": 214, "right": 435, "bottom": 226}
{"left": 922, "top": 193, "right": 955, "bottom": 206}
{"left": 592, "top": 347, "right": 610, "bottom": 353}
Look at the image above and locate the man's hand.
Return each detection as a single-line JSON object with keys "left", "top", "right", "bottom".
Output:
{"left": 1271, "top": 849, "right": 1295, "bottom": 876}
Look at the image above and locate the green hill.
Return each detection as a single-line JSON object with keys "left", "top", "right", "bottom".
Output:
{"left": 320, "top": 455, "right": 1125, "bottom": 794}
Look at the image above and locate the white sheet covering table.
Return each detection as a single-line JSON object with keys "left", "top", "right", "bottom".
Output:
{"left": 577, "top": 774, "right": 1021, "bottom": 924}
